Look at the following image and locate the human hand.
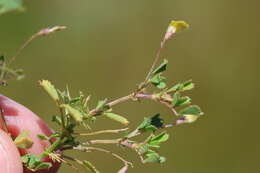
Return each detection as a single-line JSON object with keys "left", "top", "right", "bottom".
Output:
{"left": 0, "top": 95, "right": 60, "bottom": 173}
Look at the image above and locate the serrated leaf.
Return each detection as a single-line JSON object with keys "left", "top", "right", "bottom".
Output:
{"left": 14, "top": 130, "right": 33, "bottom": 149}
{"left": 152, "top": 59, "right": 168, "bottom": 75}
{"left": 0, "top": 0, "right": 24, "bottom": 15}
{"left": 104, "top": 112, "right": 129, "bottom": 126}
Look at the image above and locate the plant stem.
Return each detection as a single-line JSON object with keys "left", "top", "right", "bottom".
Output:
{"left": 39, "top": 137, "right": 62, "bottom": 159}
{"left": 74, "top": 128, "right": 128, "bottom": 136}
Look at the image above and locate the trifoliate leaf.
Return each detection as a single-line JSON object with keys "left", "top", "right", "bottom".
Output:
{"left": 152, "top": 59, "right": 168, "bottom": 75}
{"left": 14, "top": 130, "right": 33, "bottom": 149}
{"left": 150, "top": 74, "right": 166, "bottom": 89}
{"left": 0, "top": 0, "right": 24, "bottom": 15}
{"left": 104, "top": 112, "right": 129, "bottom": 126}
{"left": 39, "top": 80, "right": 60, "bottom": 102}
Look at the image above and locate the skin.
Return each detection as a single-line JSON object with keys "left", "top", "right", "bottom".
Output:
{"left": 0, "top": 95, "right": 61, "bottom": 173}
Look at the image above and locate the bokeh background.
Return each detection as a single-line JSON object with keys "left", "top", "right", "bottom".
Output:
{"left": 1, "top": 0, "right": 259, "bottom": 172}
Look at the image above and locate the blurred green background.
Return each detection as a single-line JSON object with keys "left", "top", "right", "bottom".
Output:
{"left": 1, "top": 0, "right": 259, "bottom": 172}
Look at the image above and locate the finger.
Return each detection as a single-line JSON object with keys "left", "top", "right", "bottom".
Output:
{"left": 0, "top": 95, "right": 61, "bottom": 173}
{"left": 0, "top": 129, "right": 23, "bottom": 173}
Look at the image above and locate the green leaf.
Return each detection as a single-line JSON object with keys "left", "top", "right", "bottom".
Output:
{"left": 150, "top": 74, "right": 166, "bottom": 89}
{"left": 0, "top": 0, "right": 24, "bottom": 15}
{"left": 82, "top": 160, "right": 100, "bottom": 173}
{"left": 179, "top": 105, "right": 203, "bottom": 123}
{"left": 39, "top": 80, "right": 60, "bottom": 102}
{"left": 182, "top": 80, "right": 194, "bottom": 91}
{"left": 148, "top": 132, "right": 169, "bottom": 148}
{"left": 168, "top": 80, "right": 194, "bottom": 92}
{"left": 167, "top": 83, "right": 183, "bottom": 92}
{"left": 14, "top": 130, "right": 33, "bottom": 149}
{"left": 34, "top": 162, "right": 52, "bottom": 170}
{"left": 172, "top": 92, "right": 191, "bottom": 107}
{"left": 61, "top": 104, "right": 84, "bottom": 123}
{"left": 143, "top": 150, "right": 165, "bottom": 163}
{"left": 179, "top": 105, "right": 203, "bottom": 116}
{"left": 52, "top": 115, "right": 62, "bottom": 125}
{"left": 172, "top": 92, "right": 181, "bottom": 106}
{"left": 104, "top": 112, "right": 129, "bottom": 126}
{"left": 138, "top": 114, "right": 164, "bottom": 132}
{"left": 152, "top": 59, "right": 168, "bottom": 75}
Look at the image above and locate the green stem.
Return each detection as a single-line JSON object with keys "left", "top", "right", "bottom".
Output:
{"left": 39, "top": 137, "right": 62, "bottom": 160}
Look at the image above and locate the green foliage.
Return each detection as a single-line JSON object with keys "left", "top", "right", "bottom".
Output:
{"left": 0, "top": 0, "right": 23, "bottom": 15}
{"left": 179, "top": 105, "right": 203, "bottom": 123}
{"left": 137, "top": 114, "right": 164, "bottom": 132}
{"left": 1, "top": 16, "right": 203, "bottom": 173}
{"left": 152, "top": 59, "right": 168, "bottom": 75}
{"left": 172, "top": 92, "right": 191, "bottom": 107}
{"left": 104, "top": 112, "right": 129, "bottom": 125}
{"left": 21, "top": 154, "right": 52, "bottom": 171}
{"left": 148, "top": 132, "right": 169, "bottom": 148}
{"left": 167, "top": 80, "right": 194, "bottom": 93}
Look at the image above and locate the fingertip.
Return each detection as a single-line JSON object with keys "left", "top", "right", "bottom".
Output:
{"left": 0, "top": 129, "right": 23, "bottom": 173}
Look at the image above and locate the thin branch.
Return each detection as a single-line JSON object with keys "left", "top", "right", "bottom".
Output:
{"left": 74, "top": 146, "right": 133, "bottom": 168}
{"left": 8, "top": 26, "right": 66, "bottom": 66}
{"left": 74, "top": 128, "right": 129, "bottom": 136}
{"left": 84, "top": 139, "right": 120, "bottom": 145}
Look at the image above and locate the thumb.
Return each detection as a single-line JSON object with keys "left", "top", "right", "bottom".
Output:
{"left": 0, "top": 129, "right": 23, "bottom": 173}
